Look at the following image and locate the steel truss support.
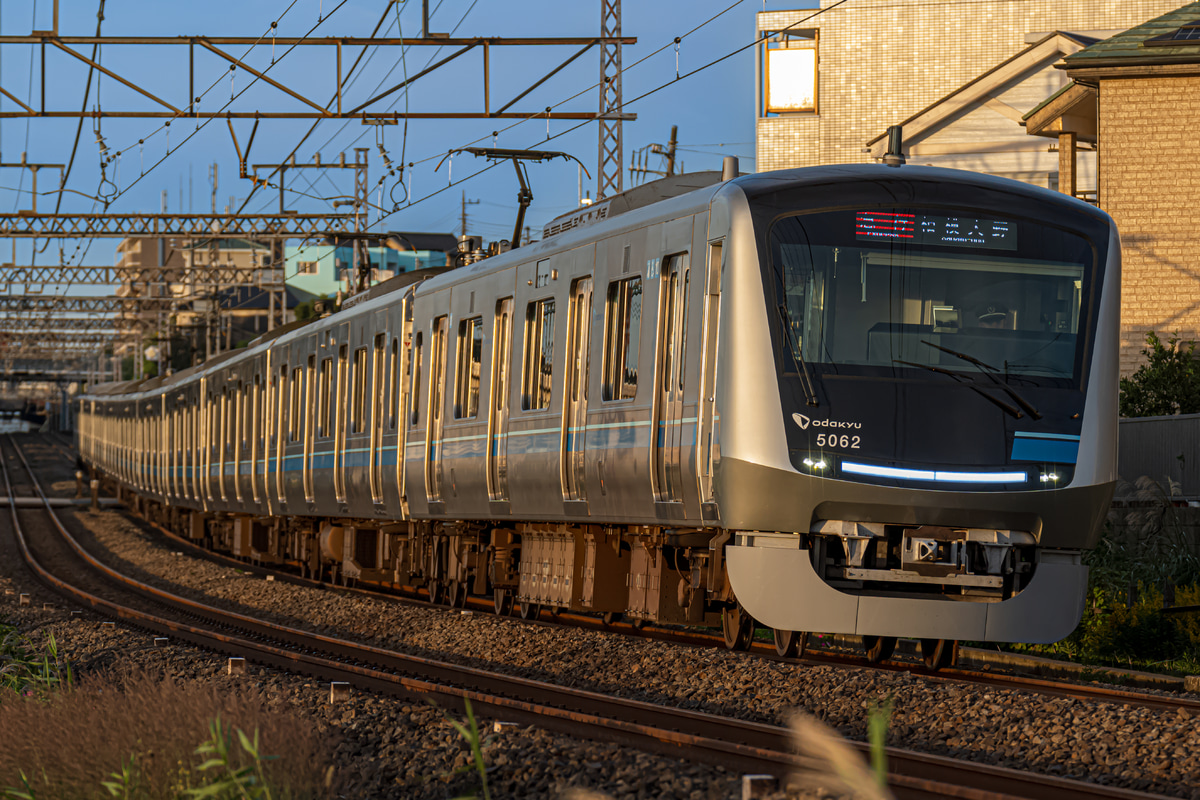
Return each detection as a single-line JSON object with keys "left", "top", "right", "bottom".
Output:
{"left": 0, "top": 318, "right": 124, "bottom": 332}
{"left": 0, "top": 213, "right": 355, "bottom": 238}
{"left": 0, "top": 34, "right": 636, "bottom": 121}
{"left": 597, "top": 0, "right": 624, "bottom": 200}
{"left": 0, "top": 296, "right": 173, "bottom": 314}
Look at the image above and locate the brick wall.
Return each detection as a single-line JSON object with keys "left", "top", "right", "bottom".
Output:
{"left": 1099, "top": 75, "right": 1200, "bottom": 375}
{"left": 756, "top": 0, "right": 1183, "bottom": 170}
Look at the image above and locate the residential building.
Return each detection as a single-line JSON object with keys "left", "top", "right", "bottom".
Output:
{"left": 1026, "top": 1, "right": 1200, "bottom": 373}
{"left": 756, "top": 0, "right": 1182, "bottom": 180}
{"left": 285, "top": 232, "right": 457, "bottom": 298}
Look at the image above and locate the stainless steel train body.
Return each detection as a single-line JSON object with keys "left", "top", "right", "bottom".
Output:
{"left": 77, "top": 164, "right": 1120, "bottom": 646}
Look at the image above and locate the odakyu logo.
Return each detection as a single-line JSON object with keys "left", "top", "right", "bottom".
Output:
{"left": 792, "top": 413, "right": 861, "bottom": 430}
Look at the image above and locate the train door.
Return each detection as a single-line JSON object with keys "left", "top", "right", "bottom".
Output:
{"left": 268, "top": 363, "right": 284, "bottom": 512}
{"left": 562, "top": 278, "right": 593, "bottom": 501}
{"left": 233, "top": 382, "right": 245, "bottom": 504}
{"left": 652, "top": 252, "right": 690, "bottom": 503}
{"left": 251, "top": 374, "right": 262, "bottom": 506}
{"left": 276, "top": 364, "right": 292, "bottom": 505}
{"left": 426, "top": 315, "right": 449, "bottom": 503}
{"left": 370, "top": 332, "right": 386, "bottom": 504}
{"left": 697, "top": 239, "right": 723, "bottom": 506}
{"left": 487, "top": 298, "right": 514, "bottom": 502}
{"left": 303, "top": 354, "right": 316, "bottom": 502}
{"left": 396, "top": 301, "right": 413, "bottom": 512}
{"left": 334, "top": 342, "right": 349, "bottom": 504}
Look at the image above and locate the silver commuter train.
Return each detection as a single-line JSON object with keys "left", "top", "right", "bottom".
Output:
{"left": 77, "top": 163, "right": 1120, "bottom": 664}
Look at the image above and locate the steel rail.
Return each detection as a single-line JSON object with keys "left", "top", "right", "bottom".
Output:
{"left": 9, "top": 436, "right": 1177, "bottom": 800}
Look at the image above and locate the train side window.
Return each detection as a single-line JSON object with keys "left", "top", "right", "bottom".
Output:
{"left": 243, "top": 382, "right": 253, "bottom": 448}
{"left": 454, "top": 317, "right": 483, "bottom": 419}
{"left": 352, "top": 346, "right": 368, "bottom": 434}
{"left": 389, "top": 338, "right": 400, "bottom": 430}
{"left": 318, "top": 358, "right": 333, "bottom": 437}
{"left": 409, "top": 332, "right": 423, "bottom": 427}
{"left": 305, "top": 355, "right": 316, "bottom": 446}
{"left": 289, "top": 367, "right": 303, "bottom": 441}
{"left": 521, "top": 298, "right": 555, "bottom": 410}
{"left": 602, "top": 276, "right": 642, "bottom": 401}
{"left": 373, "top": 334, "right": 386, "bottom": 427}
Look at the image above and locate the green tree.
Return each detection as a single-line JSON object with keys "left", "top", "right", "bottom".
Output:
{"left": 1119, "top": 332, "right": 1200, "bottom": 417}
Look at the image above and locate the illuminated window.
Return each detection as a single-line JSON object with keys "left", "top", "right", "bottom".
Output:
{"left": 764, "top": 30, "right": 818, "bottom": 115}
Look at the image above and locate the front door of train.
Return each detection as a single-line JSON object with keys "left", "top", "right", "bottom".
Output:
{"left": 562, "top": 277, "right": 593, "bottom": 502}
{"left": 653, "top": 253, "right": 690, "bottom": 503}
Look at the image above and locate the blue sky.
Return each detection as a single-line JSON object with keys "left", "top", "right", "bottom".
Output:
{"left": 0, "top": 0, "right": 817, "bottom": 272}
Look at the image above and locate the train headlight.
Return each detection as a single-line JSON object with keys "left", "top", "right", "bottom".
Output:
{"left": 1039, "top": 472, "right": 1059, "bottom": 483}
{"left": 802, "top": 457, "right": 828, "bottom": 470}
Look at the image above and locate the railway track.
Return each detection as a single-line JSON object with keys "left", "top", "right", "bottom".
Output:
{"left": 103, "top": 468, "right": 1200, "bottom": 719}
{"left": 3, "top": 432, "right": 1182, "bottom": 800}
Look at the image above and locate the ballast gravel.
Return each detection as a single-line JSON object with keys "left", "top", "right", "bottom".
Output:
{"left": 45, "top": 505, "right": 1200, "bottom": 800}
{"left": 0, "top": 438, "right": 759, "bottom": 799}
{"left": 0, "top": 597, "right": 745, "bottom": 800}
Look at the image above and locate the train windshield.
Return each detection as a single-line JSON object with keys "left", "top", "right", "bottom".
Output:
{"left": 768, "top": 207, "right": 1095, "bottom": 386}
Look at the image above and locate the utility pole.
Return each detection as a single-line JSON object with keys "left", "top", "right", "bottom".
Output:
{"left": 665, "top": 124, "right": 678, "bottom": 177}
{"left": 460, "top": 191, "right": 481, "bottom": 238}
{"left": 628, "top": 124, "right": 680, "bottom": 186}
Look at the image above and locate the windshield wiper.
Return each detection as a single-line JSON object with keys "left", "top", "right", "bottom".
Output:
{"left": 777, "top": 304, "right": 818, "bottom": 407}
{"left": 894, "top": 359, "right": 1024, "bottom": 419}
{"left": 920, "top": 340, "right": 1042, "bottom": 420}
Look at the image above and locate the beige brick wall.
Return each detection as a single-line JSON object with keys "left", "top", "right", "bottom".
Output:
{"left": 1099, "top": 76, "right": 1200, "bottom": 375}
{"left": 756, "top": 0, "right": 1182, "bottom": 170}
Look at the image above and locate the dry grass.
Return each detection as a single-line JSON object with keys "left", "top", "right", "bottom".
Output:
{"left": 0, "top": 670, "right": 334, "bottom": 799}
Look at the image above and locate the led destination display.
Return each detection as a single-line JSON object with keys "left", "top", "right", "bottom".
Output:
{"left": 854, "top": 211, "right": 1017, "bottom": 251}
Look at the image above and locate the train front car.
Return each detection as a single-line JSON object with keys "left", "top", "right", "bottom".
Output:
{"left": 715, "top": 165, "right": 1119, "bottom": 654}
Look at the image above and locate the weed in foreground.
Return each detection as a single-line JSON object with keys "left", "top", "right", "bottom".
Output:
{"left": 0, "top": 671, "right": 334, "bottom": 799}
{"left": 444, "top": 697, "right": 492, "bottom": 800}
{"left": 0, "top": 623, "right": 73, "bottom": 699}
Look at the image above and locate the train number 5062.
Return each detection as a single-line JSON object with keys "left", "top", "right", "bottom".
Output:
{"left": 816, "top": 434, "right": 860, "bottom": 449}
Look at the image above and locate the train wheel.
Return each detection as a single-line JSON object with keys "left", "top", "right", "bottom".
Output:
{"left": 601, "top": 611, "right": 621, "bottom": 626}
{"left": 773, "top": 629, "right": 809, "bottom": 658}
{"left": 448, "top": 580, "right": 468, "bottom": 608}
{"left": 517, "top": 601, "right": 540, "bottom": 621}
{"left": 428, "top": 581, "right": 445, "bottom": 606}
{"left": 920, "top": 638, "right": 957, "bottom": 671}
{"left": 493, "top": 588, "right": 514, "bottom": 617}
{"left": 862, "top": 635, "right": 898, "bottom": 664}
{"left": 721, "top": 605, "right": 754, "bottom": 651}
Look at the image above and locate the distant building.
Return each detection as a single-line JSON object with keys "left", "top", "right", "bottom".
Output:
{"left": 115, "top": 236, "right": 292, "bottom": 370}
{"left": 1025, "top": 1, "right": 1200, "bottom": 374}
{"left": 285, "top": 232, "right": 457, "bottom": 298}
{"left": 755, "top": 0, "right": 1182, "bottom": 189}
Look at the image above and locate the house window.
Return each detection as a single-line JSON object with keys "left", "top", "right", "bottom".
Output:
{"left": 296, "top": 260, "right": 318, "bottom": 275}
{"left": 764, "top": 29, "right": 818, "bottom": 115}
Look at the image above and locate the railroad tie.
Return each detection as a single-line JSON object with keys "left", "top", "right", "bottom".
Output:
{"left": 329, "top": 682, "right": 351, "bottom": 703}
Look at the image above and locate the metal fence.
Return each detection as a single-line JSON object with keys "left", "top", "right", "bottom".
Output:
{"left": 1119, "top": 413, "right": 1200, "bottom": 501}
